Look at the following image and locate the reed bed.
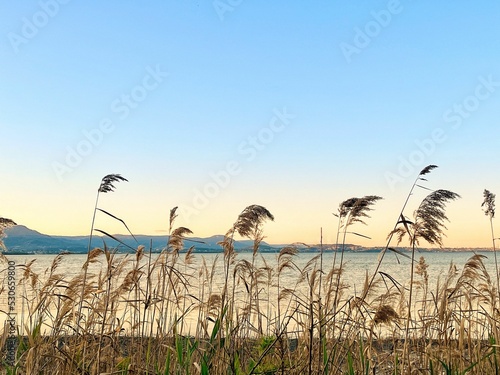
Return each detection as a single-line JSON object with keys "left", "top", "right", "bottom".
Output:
{"left": 1, "top": 169, "right": 500, "bottom": 374}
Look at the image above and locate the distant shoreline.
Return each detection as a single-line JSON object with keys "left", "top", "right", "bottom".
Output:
{"left": 1, "top": 247, "right": 494, "bottom": 256}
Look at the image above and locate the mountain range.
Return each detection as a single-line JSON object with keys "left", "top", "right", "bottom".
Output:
{"left": 1, "top": 225, "right": 282, "bottom": 254}
{"left": 3, "top": 225, "right": 481, "bottom": 255}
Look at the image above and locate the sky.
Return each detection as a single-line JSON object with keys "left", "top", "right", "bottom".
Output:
{"left": 1, "top": 1, "right": 500, "bottom": 248}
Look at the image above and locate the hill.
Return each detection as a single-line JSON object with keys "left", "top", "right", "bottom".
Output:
{"left": 2, "top": 225, "right": 278, "bottom": 254}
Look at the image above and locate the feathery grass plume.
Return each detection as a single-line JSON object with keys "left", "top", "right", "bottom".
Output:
{"left": 373, "top": 305, "right": 399, "bottom": 325}
{"left": 233, "top": 204, "right": 275, "bottom": 238}
{"left": 277, "top": 246, "right": 298, "bottom": 274}
{"left": 345, "top": 195, "right": 383, "bottom": 227}
{"left": 222, "top": 204, "right": 274, "bottom": 296}
{"left": 84, "top": 247, "right": 104, "bottom": 267}
{"left": 482, "top": 189, "right": 496, "bottom": 219}
{"left": 184, "top": 245, "right": 195, "bottom": 265}
{"left": 98, "top": 174, "right": 128, "bottom": 193}
{"left": 169, "top": 206, "right": 178, "bottom": 232}
{"left": 333, "top": 195, "right": 381, "bottom": 256}
{"left": 419, "top": 164, "right": 438, "bottom": 176}
{"left": 136, "top": 244, "right": 145, "bottom": 262}
{"left": 390, "top": 189, "right": 460, "bottom": 247}
{"left": 335, "top": 197, "right": 358, "bottom": 220}
{"left": 168, "top": 227, "right": 194, "bottom": 254}
{"left": 414, "top": 255, "right": 431, "bottom": 321}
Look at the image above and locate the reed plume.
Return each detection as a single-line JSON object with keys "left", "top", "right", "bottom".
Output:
{"left": 98, "top": 174, "right": 128, "bottom": 193}
{"left": 333, "top": 196, "right": 382, "bottom": 255}
{"left": 168, "top": 226, "right": 194, "bottom": 254}
{"left": 390, "top": 189, "right": 460, "bottom": 247}
{"left": 233, "top": 204, "right": 274, "bottom": 239}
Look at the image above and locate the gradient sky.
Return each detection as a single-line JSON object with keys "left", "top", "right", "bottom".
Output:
{"left": 1, "top": 1, "right": 500, "bottom": 248}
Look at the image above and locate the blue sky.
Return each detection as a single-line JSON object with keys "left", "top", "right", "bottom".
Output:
{"left": 1, "top": 1, "right": 500, "bottom": 248}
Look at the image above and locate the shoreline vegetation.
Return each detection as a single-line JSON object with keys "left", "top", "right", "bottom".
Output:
{"left": 1, "top": 167, "right": 500, "bottom": 374}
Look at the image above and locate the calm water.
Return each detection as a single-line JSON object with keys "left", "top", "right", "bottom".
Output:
{"left": 0, "top": 250, "right": 496, "bottom": 335}
{"left": 1, "top": 250, "right": 496, "bottom": 292}
{"left": 2, "top": 250, "right": 495, "bottom": 303}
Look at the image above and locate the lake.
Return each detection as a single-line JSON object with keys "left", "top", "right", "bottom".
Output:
{"left": 0, "top": 249, "right": 496, "bottom": 336}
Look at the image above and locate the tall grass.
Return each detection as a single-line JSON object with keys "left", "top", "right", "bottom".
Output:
{"left": 482, "top": 189, "right": 498, "bottom": 296}
{"left": 3, "top": 171, "right": 500, "bottom": 374}
{"left": 389, "top": 189, "right": 460, "bottom": 372}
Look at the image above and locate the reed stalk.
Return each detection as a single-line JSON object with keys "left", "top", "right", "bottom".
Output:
{"left": 482, "top": 189, "right": 499, "bottom": 298}
{"left": 363, "top": 165, "right": 438, "bottom": 302}
{"left": 389, "top": 188, "right": 460, "bottom": 372}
